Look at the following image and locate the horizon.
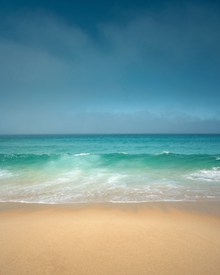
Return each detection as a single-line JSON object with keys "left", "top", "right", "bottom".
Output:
{"left": 1, "top": 133, "right": 220, "bottom": 136}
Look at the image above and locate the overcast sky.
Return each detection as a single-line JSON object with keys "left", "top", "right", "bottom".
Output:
{"left": 0, "top": 0, "right": 220, "bottom": 134}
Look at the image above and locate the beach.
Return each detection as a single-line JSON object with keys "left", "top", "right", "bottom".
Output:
{"left": 0, "top": 201, "right": 220, "bottom": 275}
{"left": 1, "top": 136, "right": 220, "bottom": 274}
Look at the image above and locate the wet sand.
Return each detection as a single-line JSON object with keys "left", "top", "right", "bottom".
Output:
{"left": 0, "top": 202, "right": 220, "bottom": 275}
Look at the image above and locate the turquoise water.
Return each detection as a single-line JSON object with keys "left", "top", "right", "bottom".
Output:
{"left": 0, "top": 134, "right": 220, "bottom": 203}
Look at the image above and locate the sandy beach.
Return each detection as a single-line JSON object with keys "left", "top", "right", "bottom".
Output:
{"left": 0, "top": 202, "right": 220, "bottom": 275}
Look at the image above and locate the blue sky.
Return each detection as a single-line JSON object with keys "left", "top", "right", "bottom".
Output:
{"left": 0, "top": 0, "right": 220, "bottom": 134}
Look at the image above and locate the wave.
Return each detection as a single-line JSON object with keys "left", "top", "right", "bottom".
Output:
{"left": 0, "top": 152, "right": 219, "bottom": 169}
{"left": 0, "top": 174, "right": 219, "bottom": 203}
{"left": 186, "top": 167, "right": 220, "bottom": 182}
{"left": 0, "top": 169, "right": 13, "bottom": 179}
{"left": 1, "top": 135, "right": 220, "bottom": 203}
{"left": 156, "top": 151, "right": 171, "bottom": 155}
{"left": 1, "top": 153, "right": 220, "bottom": 203}
{"left": 74, "top": 153, "right": 91, "bottom": 157}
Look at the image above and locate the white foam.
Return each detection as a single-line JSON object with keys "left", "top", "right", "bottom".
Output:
{"left": 156, "top": 151, "right": 171, "bottom": 155}
{"left": 106, "top": 174, "right": 127, "bottom": 185}
{"left": 1, "top": 167, "right": 220, "bottom": 203}
{"left": 74, "top": 153, "right": 91, "bottom": 157}
{"left": 216, "top": 157, "right": 220, "bottom": 161}
{"left": 0, "top": 169, "right": 13, "bottom": 179}
{"left": 186, "top": 167, "right": 220, "bottom": 182}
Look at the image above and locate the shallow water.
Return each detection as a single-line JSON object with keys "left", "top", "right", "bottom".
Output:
{"left": 0, "top": 134, "right": 220, "bottom": 203}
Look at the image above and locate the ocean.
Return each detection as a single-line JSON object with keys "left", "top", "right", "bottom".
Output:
{"left": 0, "top": 134, "right": 220, "bottom": 203}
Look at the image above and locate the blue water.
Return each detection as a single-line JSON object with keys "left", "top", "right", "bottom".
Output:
{"left": 0, "top": 134, "right": 220, "bottom": 203}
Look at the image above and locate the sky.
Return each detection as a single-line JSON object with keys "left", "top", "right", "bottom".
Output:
{"left": 0, "top": 0, "right": 220, "bottom": 134}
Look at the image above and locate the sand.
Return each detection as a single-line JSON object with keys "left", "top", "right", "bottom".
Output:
{"left": 0, "top": 202, "right": 220, "bottom": 275}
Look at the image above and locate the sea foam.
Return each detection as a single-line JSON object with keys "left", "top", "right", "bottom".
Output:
{"left": 0, "top": 169, "right": 13, "bottom": 179}
{"left": 74, "top": 153, "right": 91, "bottom": 157}
{"left": 0, "top": 134, "right": 220, "bottom": 203}
{"left": 186, "top": 167, "right": 220, "bottom": 182}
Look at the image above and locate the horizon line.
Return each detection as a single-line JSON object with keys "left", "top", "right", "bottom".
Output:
{"left": 1, "top": 133, "right": 220, "bottom": 136}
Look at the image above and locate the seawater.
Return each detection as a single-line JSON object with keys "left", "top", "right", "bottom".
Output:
{"left": 0, "top": 134, "right": 220, "bottom": 203}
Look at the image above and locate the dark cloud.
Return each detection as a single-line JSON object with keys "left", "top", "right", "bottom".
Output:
{"left": 0, "top": 2, "right": 220, "bottom": 133}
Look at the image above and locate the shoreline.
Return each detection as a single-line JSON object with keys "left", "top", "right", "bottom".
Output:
{"left": 1, "top": 200, "right": 220, "bottom": 215}
{"left": 0, "top": 201, "right": 220, "bottom": 274}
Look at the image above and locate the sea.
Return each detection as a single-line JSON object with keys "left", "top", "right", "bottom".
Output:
{"left": 0, "top": 134, "right": 220, "bottom": 204}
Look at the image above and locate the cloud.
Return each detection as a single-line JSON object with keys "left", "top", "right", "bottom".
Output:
{"left": 1, "top": 109, "right": 220, "bottom": 134}
{"left": 69, "top": 111, "right": 220, "bottom": 134}
{"left": 101, "top": 3, "right": 220, "bottom": 60}
{"left": 0, "top": 3, "right": 220, "bottom": 133}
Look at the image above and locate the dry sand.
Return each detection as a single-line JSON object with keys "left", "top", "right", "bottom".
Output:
{"left": 0, "top": 202, "right": 220, "bottom": 275}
